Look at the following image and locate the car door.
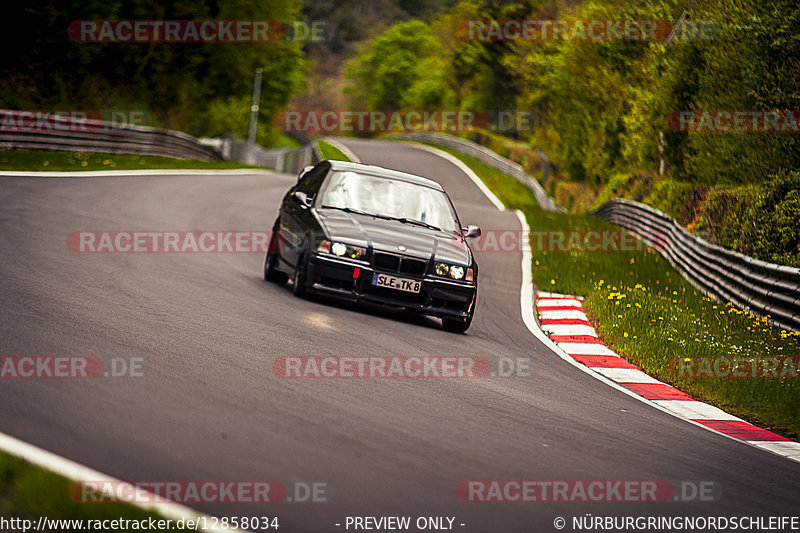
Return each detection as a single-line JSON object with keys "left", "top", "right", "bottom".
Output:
{"left": 280, "top": 161, "right": 330, "bottom": 268}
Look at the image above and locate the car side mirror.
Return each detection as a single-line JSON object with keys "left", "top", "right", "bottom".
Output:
{"left": 297, "top": 165, "right": 314, "bottom": 183}
{"left": 291, "top": 191, "right": 312, "bottom": 209}
{"left": 462, "top": 225, "right": 481, "bottom": 238}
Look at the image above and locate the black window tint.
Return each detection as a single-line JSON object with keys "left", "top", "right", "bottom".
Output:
{"left": 298, "top": 162, "right": 330, "bottom": 195}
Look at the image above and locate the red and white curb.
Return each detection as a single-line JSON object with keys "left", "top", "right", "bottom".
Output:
{"left": 382, "top": 142, "right": 800, "bottom": 466}
{"left": 536, "top": 291, "right": 800, "bottom": 463}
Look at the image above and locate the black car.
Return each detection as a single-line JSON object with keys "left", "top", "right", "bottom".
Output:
{"left": 262, "top": 160, "right": 481, "bottom": 332}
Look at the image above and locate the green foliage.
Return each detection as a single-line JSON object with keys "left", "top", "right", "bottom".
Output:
{"left": 0, "top": 150, "right": 258, "bottom": 171}
{"left": 675, "top": 0, "right": 800, "bottom": 184}
{"left": 347, "top": 0, "right": 799, "bottom": 187}
{"left": 317, "top": 140, "right": 351, "bottom": 161}
{"left": 344, "top": 20, "right": 455, "bottom": 109}
{"left": 0, "top": 451, "right": 196, "bottom": 529}
{"left": 645, "top": 179, "right": 696, "bottom": 223}
{"left": 344, "top": 0, "right": 799, "bottom": 264}
{"left": 1, "top": 0, "right": 307, "bottom": 145}
{"left": 444, "top": 145, "right": 800, "bottom": 440}
{"left": 592, "top": 173, "right": 636, "bottom": 208}
{"left": 697, "top": 171, "right": 800, "bottom": 266}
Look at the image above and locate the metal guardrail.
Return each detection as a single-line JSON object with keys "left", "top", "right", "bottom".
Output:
{"left": 390, "top": 131, "right": 799, "bottom": 332}
{"left": 594, "top": 199, "right": 800, "bottom": 333}
{"left": 0, "top": 110, "right": 223, "bottom": 161}
{"left": 391, "top": 132, "right": 564, "bottom": 213}
{"left": 230, "top": 140, "right": 321, "bottom": 174}
{"left": 0, "top": 109, "right": 324, "bottom": 172}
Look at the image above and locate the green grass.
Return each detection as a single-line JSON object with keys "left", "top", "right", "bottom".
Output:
{"left": 0, "top": 149, "right": 260, "bottom": 171}
{"left": 0, "top": 451, "right": 195, "bottom": 531}
{"left": 421, "top": 141, "right": 800, "bottom": 441}
{"left": 317, "top": 139, "right": 351, "bottom": 161}
{"left": 271, "top": 132, "right": 303, "bottom": 149}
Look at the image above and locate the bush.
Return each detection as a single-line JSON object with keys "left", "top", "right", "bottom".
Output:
{"left": 697, "top": 171, "right": 800, "bottom": 266}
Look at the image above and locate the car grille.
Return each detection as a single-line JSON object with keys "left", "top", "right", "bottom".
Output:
{"left": 373, "top": 252, "right": 400, "bottom": 271}
{"left": 372, "top": 252, "right": 428, "bottom": 276}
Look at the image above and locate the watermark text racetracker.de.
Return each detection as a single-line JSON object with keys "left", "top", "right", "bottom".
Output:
{"left": 67, "top": 229, "right": 659, "bottom": 254}
{"left": 457, "top": 480, "right": 720, "bottom": 503}
{"left": 273, "top": 356, "right": 534, "bottom": 379}
{"left": 68, "top": 20, "right": 327, "bottom": 42}
{"left": 70, "top": 480, "right": 327, "bottom": 504}
{"left": 276, "top": 109, "right": 538, "bottom": 134}
{"left": 0, "top": 110, "right": 153, "bottom": 132}
{"left": 668, "top": 110, "right": 800, "bottom": 133}
{"left": 458, "top": 18, "right": 717, "bottom": 42}
{"left": 459, "top": 229, "right": 654, "bottom": 253}
{"left": 676, "top": 356, "right": 800, "bottom": 379}
{"left": 68, "top": 231, "right": 271, "bottom": 253}
{"left": 0, "top": 356, "right": 144, "bottom": 378}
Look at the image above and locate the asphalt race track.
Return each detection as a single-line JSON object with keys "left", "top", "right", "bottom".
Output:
{"left": 1, "top": 139, "right": 799, "bottom": 532}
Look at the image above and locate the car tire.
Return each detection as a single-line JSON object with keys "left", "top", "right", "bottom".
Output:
{"left": 442, "top": 294, "right": 476, "bottom": 333}
{"left": 262, "top": 229, "right": 288, "bottom": 284}
{"left": 442, "top": 315, "right": 472, "bottom": 333}
{"left": 292, "top": 254, "right": 308, "bottom": 297}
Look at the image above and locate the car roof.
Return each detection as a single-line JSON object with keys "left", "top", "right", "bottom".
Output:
{"left": 326, "top": 160, "right": 444, "bottom": 192}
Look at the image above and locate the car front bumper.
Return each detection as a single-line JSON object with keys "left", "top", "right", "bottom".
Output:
{"left": 307, "top": 254, "right": 476, "bottom": 320}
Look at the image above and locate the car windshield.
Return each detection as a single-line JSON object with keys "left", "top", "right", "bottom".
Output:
{"left": 319, "top": 171, "right": 459, "bottom": 232}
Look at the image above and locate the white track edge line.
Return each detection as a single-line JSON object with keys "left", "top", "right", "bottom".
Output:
{"left": 0, "top": 168, "right": 281, "bottom": 178}
{"left": 409, "top": 139, "right": 799, "bottom": 463}
{"left": 0, "top": 432, "right": 246, "bottom": 532}
{"left": 4, "top": 141, "right": 793, "bottom": 523}
{"left": 514, "top": 209, "right": 800, "bottom": 462}
{"left": 402, "top": 142, "right": 506, "bottom": 212}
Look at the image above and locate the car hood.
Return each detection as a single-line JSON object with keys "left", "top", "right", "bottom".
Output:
{"left": 316, "top": 209, "right": 472, "bottom": 265}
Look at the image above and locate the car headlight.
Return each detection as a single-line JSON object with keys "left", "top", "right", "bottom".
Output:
{"left": 434, "top": 262, "right": 467, "bottom": 280}
{"left": 318, "top": 240, "right": 366, "bottom": 260}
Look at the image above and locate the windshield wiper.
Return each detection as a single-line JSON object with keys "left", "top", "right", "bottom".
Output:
{"left": 321, "top": 206, "right": 444, "bottom": 231}
{"left": 320, "top": 205, "right": 393, "bottom": 220}
{"left": 393, "top": 217, "right": 443, "bottom": 232}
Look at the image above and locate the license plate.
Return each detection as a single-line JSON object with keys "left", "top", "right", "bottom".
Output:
{"left": 371, "top": 273, "right": 421, "bottom": 293}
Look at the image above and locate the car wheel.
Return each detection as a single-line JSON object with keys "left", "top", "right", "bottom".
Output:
{"left": 442, "top": 314, "right": 472, "bottom": 333}
{"left": 292, "top": 254, "right": 308, "bottom": 297}
{"left": 262, "top": 231, "right": 288, "bottom": 284}
{"left": 442, "top": 294, "right": 476, "bottom": 333}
